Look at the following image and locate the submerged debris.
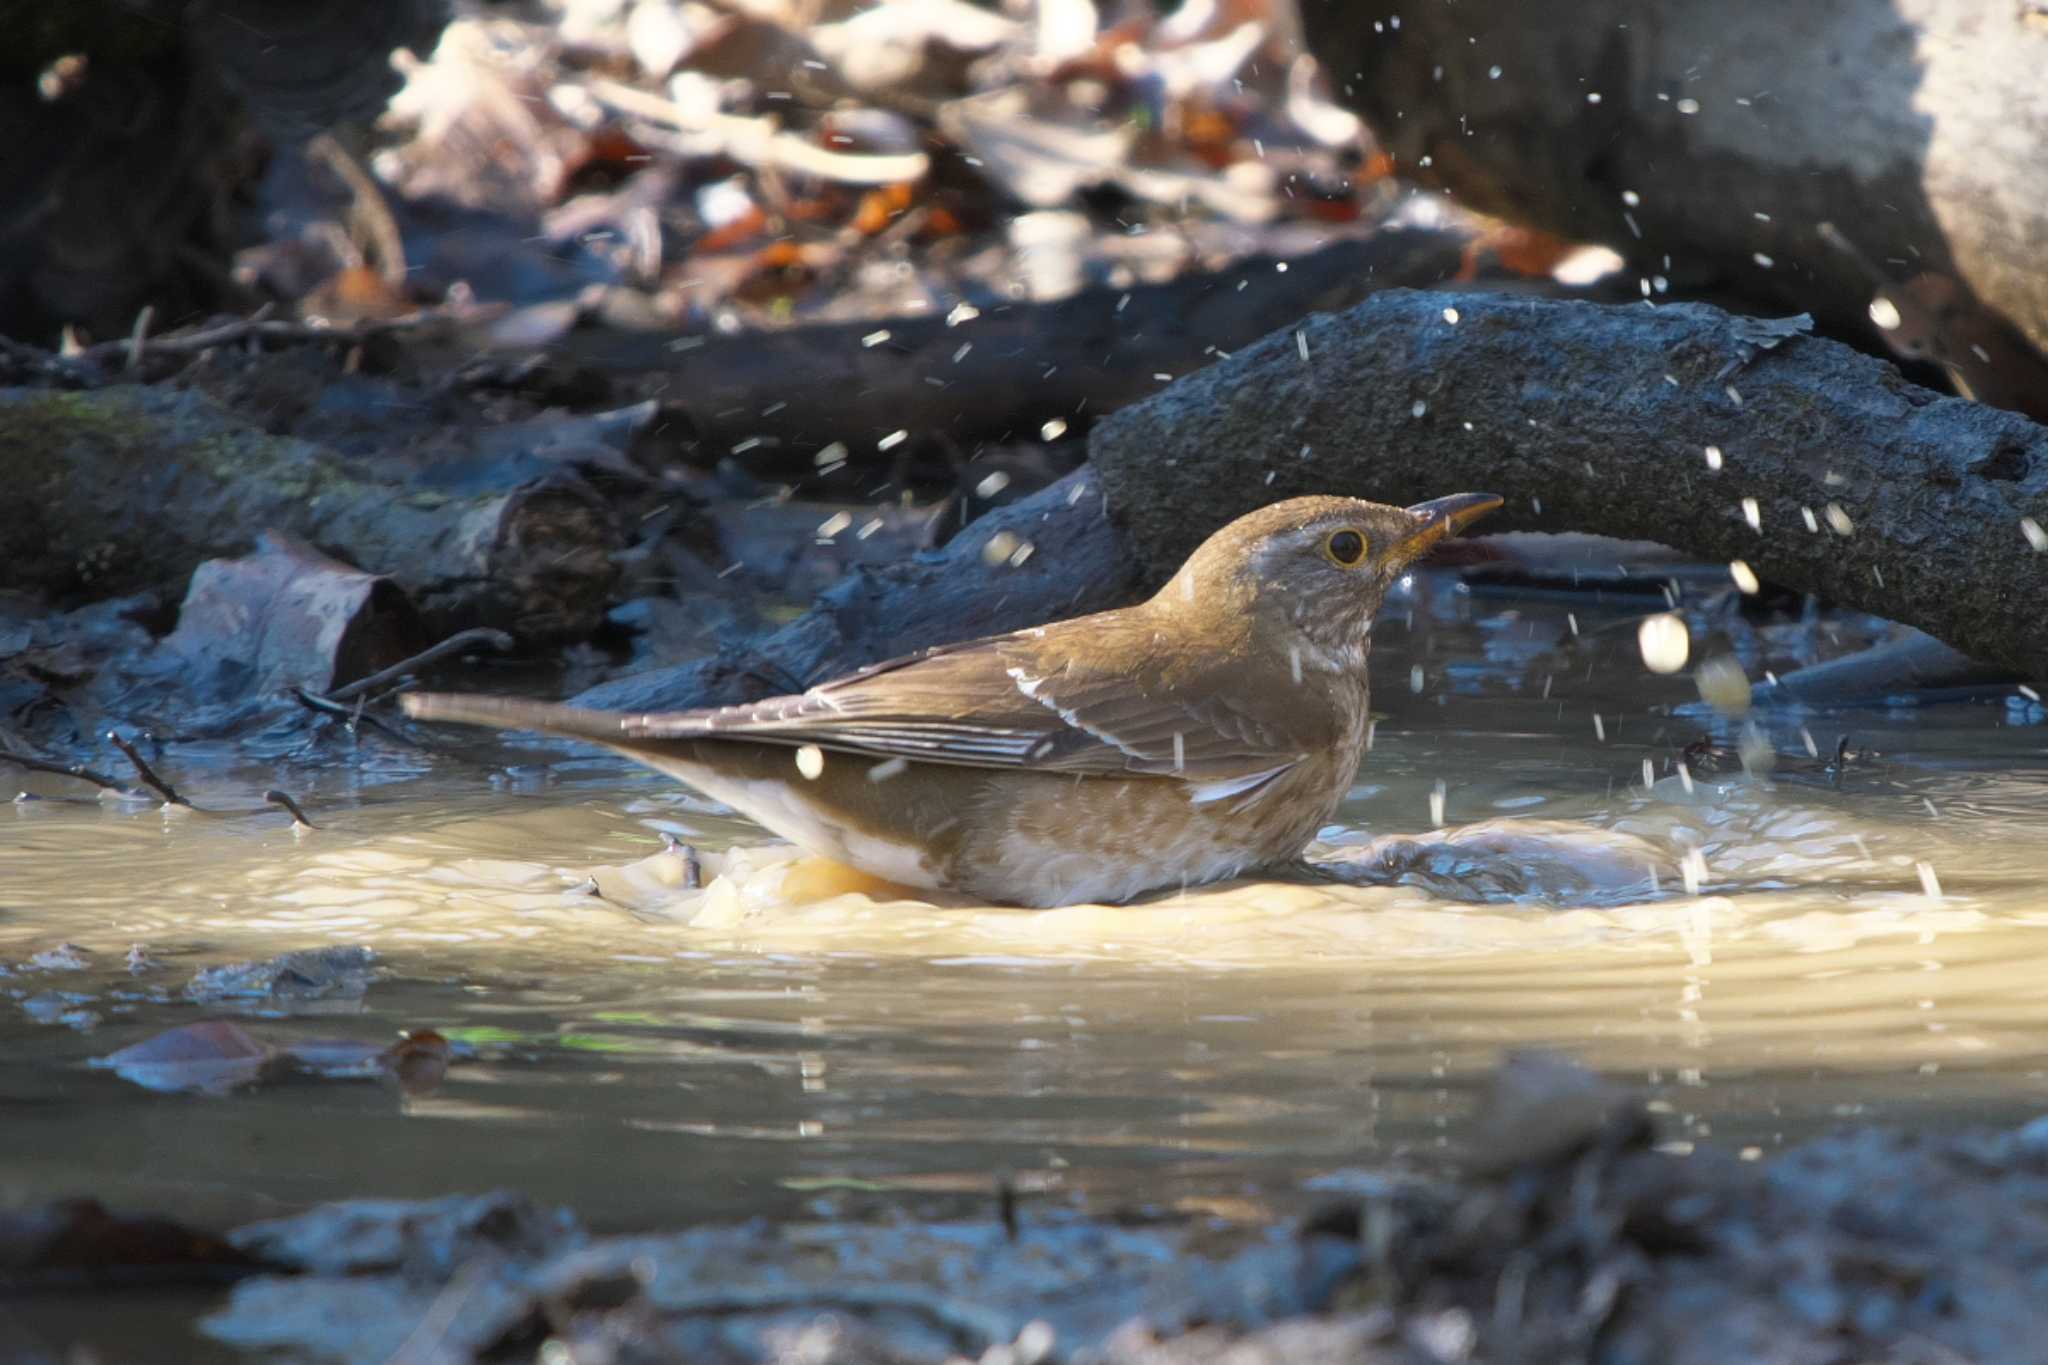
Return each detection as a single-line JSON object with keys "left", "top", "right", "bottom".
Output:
{"left": 183, "top": 946, "right": 379, "bottom": 1006}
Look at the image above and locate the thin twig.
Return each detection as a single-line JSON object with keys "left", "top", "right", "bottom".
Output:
{"left": 74, "top": 310, "right": 433, "bottom": 368}
{"left": 289, "top": 687, "right": 415, "bottom": 744}
{"left": 325, "top": 628, "right": 517, "bottom": 702}
{"left": 0, "top": 750, "right": 129, "bottom": 792}
{"left": 125, "top": 304, "right": 153, "bottom": 373}
{"left": 106, "top": 733, "right": 192, "bottom": 808}
{"left": 263, "top": 789, "right": 318, "bottom": 829}
{"left": 997, "top": 1174, "right": 1020, "bottom": 1242}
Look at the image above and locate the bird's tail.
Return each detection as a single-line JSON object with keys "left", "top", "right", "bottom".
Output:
{"left": 400, "top": 692, "right": 639, "bottom": 743}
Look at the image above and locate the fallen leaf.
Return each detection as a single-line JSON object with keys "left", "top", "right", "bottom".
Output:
{"left": 96, "top": 1021, "right": 277, "bottom": 1095}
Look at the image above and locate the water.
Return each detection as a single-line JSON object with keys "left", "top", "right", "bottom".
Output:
{"left": 6, "top": 573, "right": 2048, "bottom": 1247}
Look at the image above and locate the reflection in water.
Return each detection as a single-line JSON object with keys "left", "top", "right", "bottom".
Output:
{"left": 5, "top": 574, "right": 2048, "bottom": 1232}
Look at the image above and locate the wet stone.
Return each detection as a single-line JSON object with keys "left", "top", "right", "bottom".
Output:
{"left": 21, "top": 991, "right": 98, "bottom": 1030}
{"left": 184, "top": 946, "right": 378, "bottom": 1005}
{"left": 25, "top": 944, "right": 91, "bottom": 972}
{"left": 227, "top": 1191, "right": 582, "bottom": 1277}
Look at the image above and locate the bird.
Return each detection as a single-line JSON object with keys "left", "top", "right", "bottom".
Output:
{"left": 402, "top": 492, "right": 1501, "bottom": 908}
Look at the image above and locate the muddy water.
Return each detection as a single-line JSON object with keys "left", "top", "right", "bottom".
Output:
{"left": 6, "top": 572, "right": 2048, "bottom": 1240}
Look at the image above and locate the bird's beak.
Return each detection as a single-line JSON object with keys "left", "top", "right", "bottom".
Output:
{"left": 1394, "top": 492, "right": 1504, "bottom": 565}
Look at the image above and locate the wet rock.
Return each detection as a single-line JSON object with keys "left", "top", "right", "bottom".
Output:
{"left": 1749, "top": 627, "right": 2018, "bottom": 707}
{"left": 20, "top": 991, "right": 99, "bottom": 1030}
{"left": 25, "top": 944, "right": 91, "bottom": 971}
{"left": 1316, "top": 821, "right": 1670, "bottom": 907}
{"left": 170, "top": 1055, "right": 2048, "bottom": 1365}
{"left": 201, "top": 1209, "right": 1343, "bottom": 1365}
{"left": 184, "top": 945, "right": 377, "bottom": 1005}
{"left": 227, "top": 1191, "right": 580, "bottom": 1278}
{"left": 204, "top": 1272, "right": 536, "bottom": 1365}
{"left": 1090, "top": 1313, "right": 1400, "bottom": 1365}
{"left": 1463, "top": 1050, "right": 1654, "bottom": 1177}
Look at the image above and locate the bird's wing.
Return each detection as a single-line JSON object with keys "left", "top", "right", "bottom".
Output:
{"left": 624, "top": 629, "right": 1318, "bottom": 783}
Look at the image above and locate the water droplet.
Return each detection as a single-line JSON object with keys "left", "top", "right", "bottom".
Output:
{"left": 1637, "top": 613, "right": 1690, "bottom": 673}
{"left": 1695, "top": 656, "right": 1753, "bottom": 715}
{"left": 982, "top": 531, "right": 1024, "bottom": 567}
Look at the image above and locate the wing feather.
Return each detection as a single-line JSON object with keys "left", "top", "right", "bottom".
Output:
{"left": 620, "top": 623, "right": 1331, "bottom": 784}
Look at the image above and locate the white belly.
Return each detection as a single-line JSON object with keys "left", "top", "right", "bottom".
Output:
{"left": 628, "top": 754, "right": 945, "bottom": 892}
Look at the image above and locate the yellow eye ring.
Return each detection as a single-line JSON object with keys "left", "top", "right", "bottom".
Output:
{"left": 1322, "top": 528, "right": 1368, "bottom": 567}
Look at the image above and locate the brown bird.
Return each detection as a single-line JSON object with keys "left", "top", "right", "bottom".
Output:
{"left": 403, "top": 492, "right": 1501, "bottom": 907}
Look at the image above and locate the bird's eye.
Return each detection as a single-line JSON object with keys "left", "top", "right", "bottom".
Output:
{"left": 1323, "top": 528, "right": 1368, "bottom": 567}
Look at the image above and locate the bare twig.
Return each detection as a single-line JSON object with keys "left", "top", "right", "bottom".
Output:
{"left": 289, "top": 687, "right": 415, "bottom": 744}
{"left": 325, "top": 628, "right": 517, "bottom": 703}
{"left": 997, "top": 1174, "right": 1020, "bottom": 1242}
{"left": 0, "top": 750, "right": 130, "bottom": 793}
{"left": 73, "top": 310, "right": 433, "bottom": 368}
{"left": 106, "top": 733, "right": 192, "bottom": 808}
{"left": 263, "top": 789, "right": 319, "bottom": 829}
{"left": 125, "top": 305, "right": 154, "bottom": 373}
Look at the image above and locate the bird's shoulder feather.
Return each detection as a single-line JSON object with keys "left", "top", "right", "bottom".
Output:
{"left": 623, "top": 610, "right": 1353, "bottom": 782}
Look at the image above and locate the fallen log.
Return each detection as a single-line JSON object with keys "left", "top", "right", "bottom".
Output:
{"left": 1300, "top": 0, "right": 2048, "bottom": 418}
{"left": 0, "top": 385, "right": 621, "bottom": 643}
{"left": 564, "top": 228, "right": 1472, "bottom": 471}
{"left": 1088, "top": 289, "right": 2048, "bottom": 679}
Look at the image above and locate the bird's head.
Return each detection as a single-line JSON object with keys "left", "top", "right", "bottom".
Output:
{"left": 1157, "top": 492, "right": 1502, "bottom": 663}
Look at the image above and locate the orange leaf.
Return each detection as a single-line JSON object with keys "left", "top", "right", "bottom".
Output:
{"left": 695, "top": 204, "right": 770, "bottom": 253}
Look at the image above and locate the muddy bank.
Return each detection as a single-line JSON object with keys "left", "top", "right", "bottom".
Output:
{"left": 11, "top": 1055, "right": 2048, "bottom": 1364}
